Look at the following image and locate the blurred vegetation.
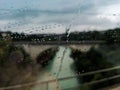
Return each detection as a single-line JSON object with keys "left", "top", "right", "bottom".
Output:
{"left": 1, "top": 28, "right": 120, "bottom": 43}
{"left": 70, "top": 47, "right": 119, "bottom": 89}
{"left": 0, "top": 40, "right": 39, "bottom": 87}
{"left": 71, "top": 47, "right": 116, "bottom": 72}
{"left": 0, "top": 39, "right": 58, "bottom": 88}
{"left": 97, "top": 44, "right": 120, "bottom": 66}
{"left": 36, "top": 47, "right": 58, "bottom": 67}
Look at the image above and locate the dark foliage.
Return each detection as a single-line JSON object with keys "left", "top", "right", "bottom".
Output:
{"left": 70, "top": 47, "right": 118, "bottom": 85}
{"left": 36, "top": 47, "right": 58, "bottom": 67}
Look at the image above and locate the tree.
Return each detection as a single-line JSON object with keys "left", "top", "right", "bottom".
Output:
{"left": 70, "top": 47, "right": 117, "bottom": 84}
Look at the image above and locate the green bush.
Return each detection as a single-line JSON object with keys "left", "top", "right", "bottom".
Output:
{"left": 0, "top": 40, "right": 37, "bottom": 87}
{"left": 36, "top": 47, "right": 58, "bottom": 67}
{"left": 70, "top": 47, "right": 117, "bottom": 83}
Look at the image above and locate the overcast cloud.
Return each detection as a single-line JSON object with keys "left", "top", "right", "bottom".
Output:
{"left": 0, "top": 0, "right": 120, "bottom": 33}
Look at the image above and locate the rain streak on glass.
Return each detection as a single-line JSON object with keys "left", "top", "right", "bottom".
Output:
{"left": 1, "top": 0, "right": 120, "bottom": 90}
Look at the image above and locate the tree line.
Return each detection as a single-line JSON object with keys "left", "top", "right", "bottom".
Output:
{"left": 0, "top": 28, "right": 120, "bottom": 43}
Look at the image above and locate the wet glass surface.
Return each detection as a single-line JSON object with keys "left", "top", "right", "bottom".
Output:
{"left": 0, "top": 0, "right": 120, "bottom": 90}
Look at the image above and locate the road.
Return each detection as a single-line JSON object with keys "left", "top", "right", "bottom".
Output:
{"left": 13, "top": 40, "right": 105, "bottom": 45}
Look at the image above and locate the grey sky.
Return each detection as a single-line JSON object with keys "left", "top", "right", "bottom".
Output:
{"left": 0, "top": 0, "right": 120, "bottom": 33}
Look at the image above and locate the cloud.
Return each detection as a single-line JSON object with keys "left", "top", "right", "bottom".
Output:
{"left": 0, "top": 0, "right": 120, "bottom": 33}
